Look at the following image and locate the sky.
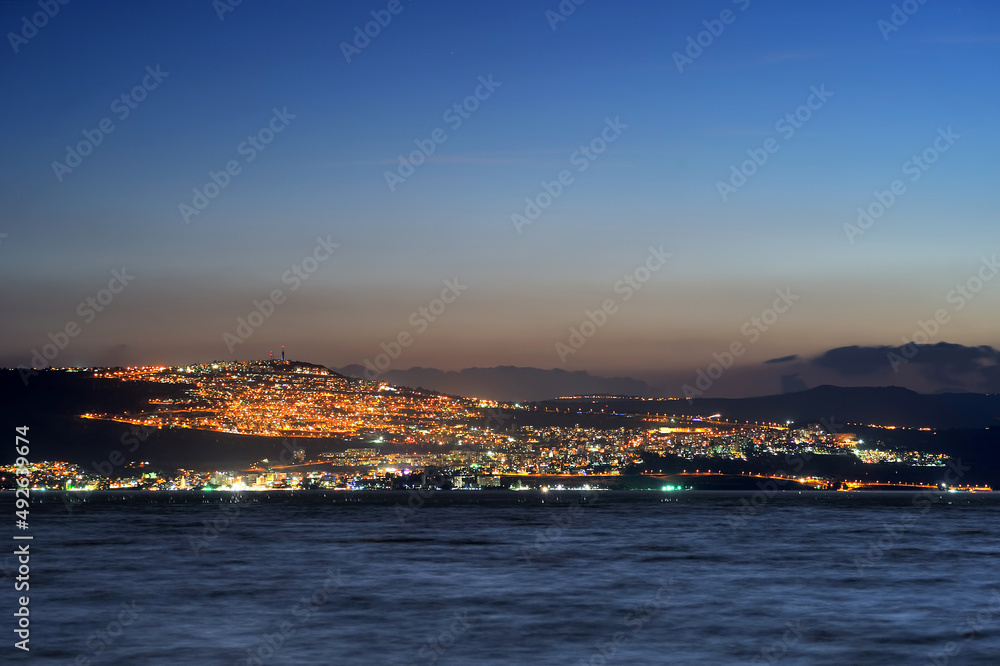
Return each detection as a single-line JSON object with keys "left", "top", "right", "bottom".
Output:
{"left": 2, "top": 0, "right": 999, "bottom": 397}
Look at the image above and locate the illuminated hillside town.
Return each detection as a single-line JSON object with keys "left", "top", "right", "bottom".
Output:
{"left": 2, "top": 360, "right": 989, "bottom": 493}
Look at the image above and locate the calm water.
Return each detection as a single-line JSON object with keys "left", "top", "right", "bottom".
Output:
{"left": 3, "top": 491, "right": 1000, "bottom": 665}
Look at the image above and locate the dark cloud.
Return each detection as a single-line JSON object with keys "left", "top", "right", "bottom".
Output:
{"left": 894, "top": 343, "right": 1000, "bottom": 390}
{"left": 810, "top": 342, "right": 1000, "bottom": 392}
{"left": 811, "top": 345, "right": 896, "bottom": 376}
{"left": 897, "top": 342, "right": 998, "bottom": 369}
{"left": 765, "top": 354, "right": 799, "bottom": 364}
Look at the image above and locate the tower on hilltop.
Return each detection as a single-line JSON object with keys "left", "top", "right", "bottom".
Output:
{"left": 281, "top": 346, "right": 285, "bottom": 363}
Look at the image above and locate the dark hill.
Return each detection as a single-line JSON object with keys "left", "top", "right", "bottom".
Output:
{"left": 538, "top": 385, "right": 1000, "bottom": 430}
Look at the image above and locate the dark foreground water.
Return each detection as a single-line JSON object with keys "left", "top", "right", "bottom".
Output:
{"left": 2, "top": 490, "right": 1000, "bottom": 665}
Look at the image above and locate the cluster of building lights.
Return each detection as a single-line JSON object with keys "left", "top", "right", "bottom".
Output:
{"left": 4, "top": 361, "right": 975, "bottom": 492}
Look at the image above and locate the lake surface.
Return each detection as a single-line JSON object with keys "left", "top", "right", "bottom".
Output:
{"left": 3, "top": 490, "right": 1000, "bottom": 665}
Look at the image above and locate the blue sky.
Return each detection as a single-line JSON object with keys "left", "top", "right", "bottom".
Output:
{"left": 2, "top": 0, "right": 999, "bottom": 396}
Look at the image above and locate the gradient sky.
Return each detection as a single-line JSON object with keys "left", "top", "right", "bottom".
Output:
{"left": 2, "top": 0, "right": 999, "bottom": 396}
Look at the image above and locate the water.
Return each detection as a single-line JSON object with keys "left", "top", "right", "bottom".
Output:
{"left": 4, "top": 491, "right": 1000, "bottom": 665}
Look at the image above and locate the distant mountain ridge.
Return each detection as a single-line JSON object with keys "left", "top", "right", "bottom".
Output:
{"left": 540, "top": 385, "right": 1000, "bottom": 430}
{"left": 691, "top": 384, "right": 1000, "bottom": 429}
{"left": 334, "top": 364, "right": 1000, "bottom": 428}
